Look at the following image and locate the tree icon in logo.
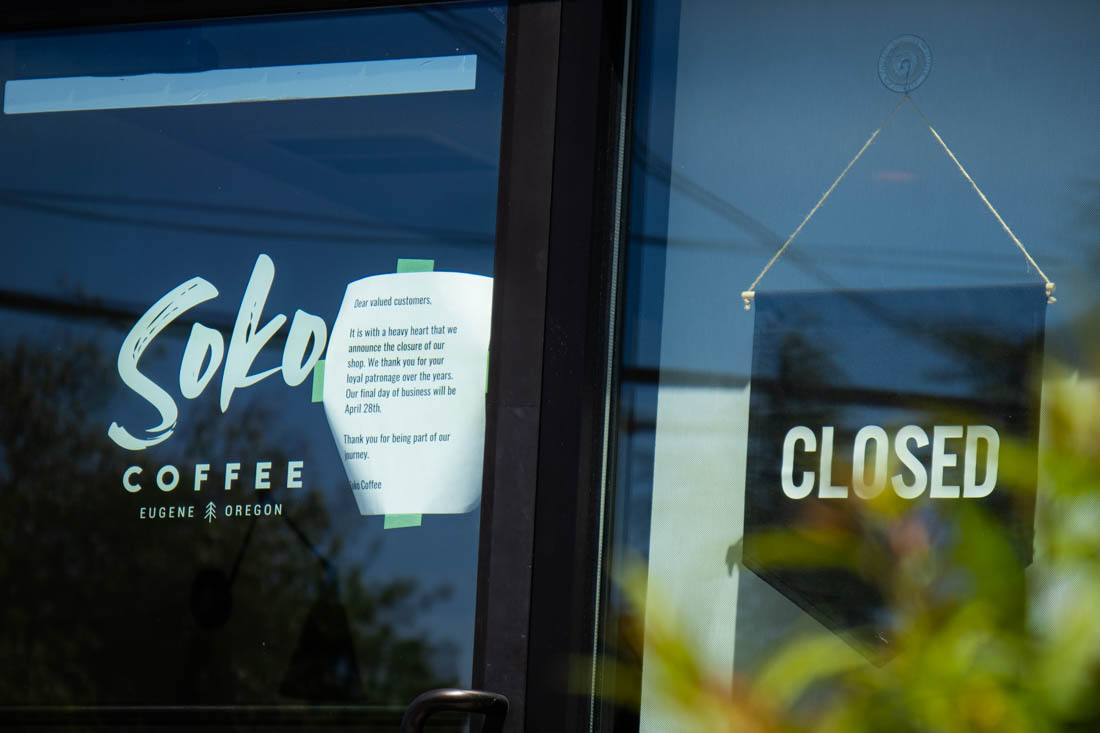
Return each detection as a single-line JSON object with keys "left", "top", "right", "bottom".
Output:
{"left": 204, "top": 501, "right": 217, "bottom": 523}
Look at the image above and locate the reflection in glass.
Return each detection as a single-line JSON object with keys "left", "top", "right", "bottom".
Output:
{"left": 0, "top": 0, "right": 507, "bottom": 715}
{"left": 600, "top": 0, "right": 1099, "bottom": 730}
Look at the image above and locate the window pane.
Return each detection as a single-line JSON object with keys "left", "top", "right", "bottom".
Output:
{"left": 0, "top": 1, "right": 506, "bottom": 713}
{"left": 603, "top": 0, "right": 1099, "bottom": 729}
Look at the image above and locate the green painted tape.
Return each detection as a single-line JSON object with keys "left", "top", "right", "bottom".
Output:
{"left": 311, "top": 359, "right": 325, "bottom": 402}
{"left": 384, "top": 513, "right": 423, "bottom": 529}
{"left": 396, "top": 258, "right": 435, "bottom": 273}
{"left": 384, "top": 258, "right": 433, "bottom": 528}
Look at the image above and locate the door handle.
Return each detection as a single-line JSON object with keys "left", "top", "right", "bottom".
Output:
{"left": 400, "top": 688, "right": 509, "bottom": 733}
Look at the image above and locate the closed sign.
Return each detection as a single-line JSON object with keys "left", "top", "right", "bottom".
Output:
{"left": 742, "top": 285, "right": 1046, "bottom": 655}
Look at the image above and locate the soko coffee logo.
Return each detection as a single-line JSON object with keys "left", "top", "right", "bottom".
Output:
{"left": 109, "top": 253, "right": 326, "bottom": 450}
{"left": 107, "top": 254, "right": 321, "bottom": 521}
{"left": 742, "top": 285, "right": 1047, "bottom": 656}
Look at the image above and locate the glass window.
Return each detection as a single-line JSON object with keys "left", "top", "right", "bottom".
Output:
{"left": 600, "top": 0, "right": 1099, "bottom": 729}
{"left": 0, "top": 0, "right": 505, "bottom": 717}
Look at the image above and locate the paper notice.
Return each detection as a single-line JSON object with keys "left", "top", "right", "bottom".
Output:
{"left": 322, "top": 272, "right": 492, "bottom": 515}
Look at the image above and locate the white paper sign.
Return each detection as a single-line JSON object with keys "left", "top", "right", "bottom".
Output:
{"left": 322, "top": 272, "right": 493, "bottom": 515}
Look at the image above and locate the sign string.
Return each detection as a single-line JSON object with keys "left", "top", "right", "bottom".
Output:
{"left": 904, "top": 95, "right": 1055, "bottom": 302}
{"left": 740, "top": 96, "right": 905, "bottom": 309}
{"left": 741, "top": 95, "right": 1056, "bottom": 310}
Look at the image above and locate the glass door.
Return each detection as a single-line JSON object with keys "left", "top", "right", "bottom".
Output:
{"left": 0, "top": 2, "right": 527, "bottom": 729}
{"left": 598, "top": 0, "right": 1100, "bottom": 730}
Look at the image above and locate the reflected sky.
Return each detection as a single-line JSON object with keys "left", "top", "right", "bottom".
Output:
{"left": 647, "top": 0, "right": 1097, "bottom": 377}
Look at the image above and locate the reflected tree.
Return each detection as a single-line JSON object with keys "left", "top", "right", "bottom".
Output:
{"left": 0, "top": 331, "right": 455, "bottom": 707}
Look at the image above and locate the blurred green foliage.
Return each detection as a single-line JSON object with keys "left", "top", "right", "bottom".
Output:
{"left": 604, "top": 367, "right": 1100, "bottom": 732}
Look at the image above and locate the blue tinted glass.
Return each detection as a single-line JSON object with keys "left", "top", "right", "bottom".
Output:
{"left": 604, "top": 0, "right": 1099, "bottom": 728}
{"left": 0, "top": 1, "right": 505, "bottom": 710}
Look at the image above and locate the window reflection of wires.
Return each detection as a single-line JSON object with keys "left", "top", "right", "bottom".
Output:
{"left": 626, "top": 142, "right": 1053, "bottom": 381}
{"left": 631, "top": 141, "right": 1063, "bottom": 278}
{"left": 0, "top": 187, "right": 492, "bottom": 247}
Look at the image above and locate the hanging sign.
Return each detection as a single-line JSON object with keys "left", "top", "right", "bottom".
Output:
{"left": 741, "top": 284, "right": 1046, "bottom": 654}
